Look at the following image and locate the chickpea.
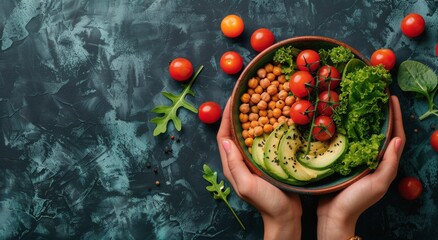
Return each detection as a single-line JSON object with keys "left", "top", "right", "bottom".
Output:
{"left": 263, "top": 124, "right": 274, "bottom": 133}
{"left": 287, "top": 118, "right": 294, "bottom": 126}
{"left": 247, "top": 128, "right": 255, "bottom": 138}
{"left": 248, "top": 147, "right": 252, "bottom": 154}
{"left": 266, "top": 85, "right": 278, "bottom": 95}
{"left": 242, "top": 129, "right": 249, "bottom": 139}
{"left": 259, "top": 110, "right": 267, "bottom": 117}
{"left": 271, "top": 94, "right": 279, "bottom": 102}
{"left": 239, "top": 103, "right": 250, "bottom": 113}
{"left": 250, "top": 120, "right": 259, "bottom": 128}
{"left": 283, "top": 82, "right": 290, "bottom": 92}
{"left": 267, "top": 72, "right": 276, "bottom": 81}
{"left": 244, "top": 137, "right": 254, "bottom": 147}
{"left": 250, "top": 93, "right": 261, "bottom": 104}
{"left": 254, "top": 85, "right": 263, "bottom": 94}
{"left": 270, "top": 80, "right": 280, "bottom": 87}
{"left": 278, "top": 90, "right": 288, "bottom": 100}
{"left": 278, "top": 84, "right": 284, "bottom": 91}
{"left": 258, "top": 116, "right": 269, "bottom": 125}
{"left": 268, "top": 101, "right": 276, "bottom": 110}
{"left": 278, "top": 115, "right": 287, "bottom": 123}
{"left": 241, "top": 93, "right": 251, "bottom": 103}
{"left": 257, "top": 100, "right": 268, "bottom": 110}
{"left": 269, "top": 117, "right": 277, "bottom": 125}
{"left": 282, "top": 106, "right": 290, "bottom": 116}
{"left": 273, "top": 122, "right": 279, "bottom": 129}
{"left": 285, "top": 95, "right": 296, "bottom": 106}
{"left": 249, "top": 112, "right": 259, "bottom": 121}
{"left": 261, "top": 92, "right": 271, "bottom": 102}
{"left": 278, "top": 75, "right": 286, "bottom": 83}
{"left": 265, "top": 63, "right": 274, "bottom": 73}
{"left": 239, "top": 113, "right": 249, "bottom": 123}
{"left": 276, "top": 100, "right": 285, "bottom": 109}
{"left": 257, "top": 68, "right": 267, "bottom": 78}
{"left": 247, "top": 88, "right": 255, "bottom": 95}
{"left": 254, "top": 126, "right": 263, "bottom": 137}
{"left": 248, "top": 78, "right": 258, "bottom": 89}
{"left": 273, "top": 66, "right": 282, "bottom": 76}
{"left": 260, "top": 78, "right": 270, "bottom": 89}
{"left": 251, "top": 105, "right": 259, "bottom": 113}
{"left": 272, "top": 108, "right": 282, "bottom": 118}
{"left": 267, "top": 109, "right": 274, "bottom": 118}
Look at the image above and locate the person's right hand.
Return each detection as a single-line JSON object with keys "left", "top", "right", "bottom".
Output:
{"left": 316, "top": 96, "right": 406, "bottom": 240}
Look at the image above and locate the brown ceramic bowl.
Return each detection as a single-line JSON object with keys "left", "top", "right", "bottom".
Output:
{"left": 230, "top": 36, "right": 393, "bottom": 194}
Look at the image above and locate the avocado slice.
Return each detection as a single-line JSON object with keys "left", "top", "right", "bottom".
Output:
{"left": 263, "top": 123, "right": 289, "bottom": 180}
{"left": 279, "top": 126, "right": 333, "bottom": 181}
{"left": 298, "top": 133, "right": 348, "bottom": 170}
{"left": 301, "top": 140, "right": 330, "bottom": 156}
{"left": 252, "top": 134, "right": 268, "bottom": 169}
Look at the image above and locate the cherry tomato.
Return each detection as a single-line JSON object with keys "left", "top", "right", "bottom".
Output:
{"left": 296, "top": 49, "right": 320, "bottom": 72}
{"left": 289, "top": 71, "right": 315, "bottom": 98}
{"left": 220, "top": 51, "right": 243, "bottom": 74}
{"left": 312, "top": 116, "right": 336, "bottom": 141}
{"left": 398, "top": 176, "right": 423, "bottom": 200}
{"left": 198, "top": 101, "right": 222, "bottom": 124}
{"left": 317, "top": 90, "right": 340, "bottom": 116}
{"left": 317, "top": 65, "right": 341, "bottom": 90}
{"left": 169, "top": 58, "right": 193, "bottom": 81}
{"left": 430, "top": 130, "right": 438, "bottom": 152}
{"left": 250, "top": 28, "right": 275, "bottom": 52}
{"left": 435, "top": 43, "right": 438, "bottom": 57}
{"left": 289, "top": 100, "right": 315, "bottom": 125}
{"left": 370, "top": 49, "right": 396, "bottom": 70}
{"left": 220, "top": 14, "right": 244, "bottom": 38}
{"left": 401, "top": 13, "right": 425, "bottom": 38}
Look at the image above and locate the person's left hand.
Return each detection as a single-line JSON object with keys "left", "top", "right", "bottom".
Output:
{"left": 217, "top": 98, "right": 302, "bottom": 239}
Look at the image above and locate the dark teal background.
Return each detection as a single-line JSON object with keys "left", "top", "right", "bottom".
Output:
{"left": 0, "top": 0, "right": 437, "bottom": 239}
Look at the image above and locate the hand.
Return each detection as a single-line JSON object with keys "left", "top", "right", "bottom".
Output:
{"left": 217, "top": 98, "right": 302, "bottom": 240}
{"left": 316, "top": 96, "right": 406, "bottom": 240}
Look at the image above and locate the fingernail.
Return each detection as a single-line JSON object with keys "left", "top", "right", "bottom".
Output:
{"left": 222, "top": 140, "right": 231, "bottom": 154}
{"left": 394, "top": 137, "right": 402, "bottom": 152}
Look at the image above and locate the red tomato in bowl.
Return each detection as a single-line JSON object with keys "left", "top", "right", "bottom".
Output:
{"left": 289, "top": 71, "right": 315, "bottom": 98}
{"left": 169, "top": 58, "right": 193, "bottom": 81}
{"left": 318, "top": 65, "right": 341, "bottom": 90}
{"left": 296, "top": 49, "right": 320, "bottom": 72}
{"left": 371, "top": 49, "right": 396, "bottom": 70}
{"left": 312, "top": 116, "right": 336, "bottom": 141}
{"left": 220, "top": 51, "right": 243, "bottom": 74}
{"left": 401, "top": 13, "right": 425, "bottom": 38}
{"left": 250, "top": 28, "right": 275, "bottom": 52}
{"left": 198, "top": 101, "right": 222, "bottom": 124}
{"left": 431, "top": 130, "right": 438, "bottom": 152}
{"left": 398, "top": 176, "right": 423, "bottom": 200}
{"left": 221, "top": 14, "right": 244, "bottom": 38}
{"left": 317, "top": 90, "right": 340, "bottom": 116}
{"left": 290, "top": 100, "right": 314, "bottom": 125}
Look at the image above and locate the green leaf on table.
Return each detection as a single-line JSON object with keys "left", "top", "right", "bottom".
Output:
{"left": 397, "top": 60, "right": 437, "bottom": 97}
{"left": 202, "top": 164, "right": 246, "bottom": 230}
{"left": 150, "top": 66, "right": 204, "bottom": 136}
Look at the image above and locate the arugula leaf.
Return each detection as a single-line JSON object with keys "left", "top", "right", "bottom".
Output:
{"left": 151, "top": 66, "right": 204, "bottom": 136}
{"left": 397, "top": 60, "right": 438, "bottom": 120}
{"left": 202, "top": 164, "right": 246, "bottom": 230}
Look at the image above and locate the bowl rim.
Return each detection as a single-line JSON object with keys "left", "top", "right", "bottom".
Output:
{"left": 230, "top": 36, "right": 394, "bottom": 194}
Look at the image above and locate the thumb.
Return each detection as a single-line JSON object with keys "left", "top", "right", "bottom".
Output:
{"left": 222, "top": 140, "right": 253, "bottom": 189}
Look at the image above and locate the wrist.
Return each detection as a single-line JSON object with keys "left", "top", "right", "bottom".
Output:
{"left": 261, "top": 211, "right": 302, "bottom": 240}
{"left": 317, "top": 214, "right": 357, "bottom": 240}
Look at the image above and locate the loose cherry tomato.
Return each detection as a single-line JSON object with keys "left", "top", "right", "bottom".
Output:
{"left": 435, "top": 43, "right": 438, "bottom": 57}
{"left": 289, "top": 100, "right": 314, "bottom": 125}
{"left": 250, "top": 28, "right": 275, "bottom": 52}
{"left": 289, "top": 71, "right": 315, "bottom": 98}
{"left": 169, "top": 58, "right": 193, "bottom": 81}
{"left": 371, "top": 49, "right": 396, "bottom": 70}
{"left": 312, "top": 116, "right": 336, "bottom": 141}
{"left": 317, "top": 90, "right": 340, "bottom": 116}
{"left": 296, "top": 49, "right": 320, "bottom": 72}
{"left": 198, "top": 101, "right": 222, "bottom": 124}
{"left": 220, "top": 51, "right": 243, "bottom": 74}
{"left": 431, "top": 130, "right": 438, "bottom": 152}
{"left": 220, "top": 14, "right": 244, "bottom": 38}
{"left": 317, "top": 65, "right": 341, "bottom": 90}
{"left": 401, "top": 13, "right": 425, "bottom": 38}
{"left": 398, "top": 176, "right": 423, "bottom": 200}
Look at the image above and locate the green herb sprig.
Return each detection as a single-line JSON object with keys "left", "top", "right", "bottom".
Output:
{"left": 150, "top": 66, "right": 204, "bottom": 136}
{"left": 202, "top": 164, "right": 245, "bottom": 230}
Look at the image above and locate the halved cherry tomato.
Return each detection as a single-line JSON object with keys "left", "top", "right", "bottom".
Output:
{"left": 169, "top": 58, "right": 193, "bottom": 81}
{"left": 250, "top": 28, "right": 275, "bottom": 52}
{"left": 371, "top": 49, "right": 396, "bottom": 70}
{"left": 312, "top": 116, "right": 336, "bottom": 141}
{"left": 431, "top": 130, "right": 438, "bottom": 152}
{"left": 296, "top": 49, "right": 320, "bottom": 72}
{"left": 401, "top": 13, "right": 425, "bottom": 38}
{"left": 289, "top": 71, "right": 315, "bottom": 98}
{"left": 220, "top": 51, "right": 243, "bottom": 74}
{"left": 317, "top": 90, "right": 340, "bottom": 116}
{"left": 289, "top": 100, "right": 314, "bottom": 125}
{"left": 198, "top": 101, "right": 222, "bottom": 124}
{"left": 317, "top": 65, "right": 341, "bottom": 90}
{"left": 398, "top": 176, "right": 423, "bottom": 200}
{"left": 221, "top": 14, "right": 244, "bottom": 38}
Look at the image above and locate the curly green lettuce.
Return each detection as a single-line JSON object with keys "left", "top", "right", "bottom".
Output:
{"left": 273, "top": 46, "right": 301, "bottom": 77}
{"left": 319, "top": 46, "right": 355, "bottom": 72}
